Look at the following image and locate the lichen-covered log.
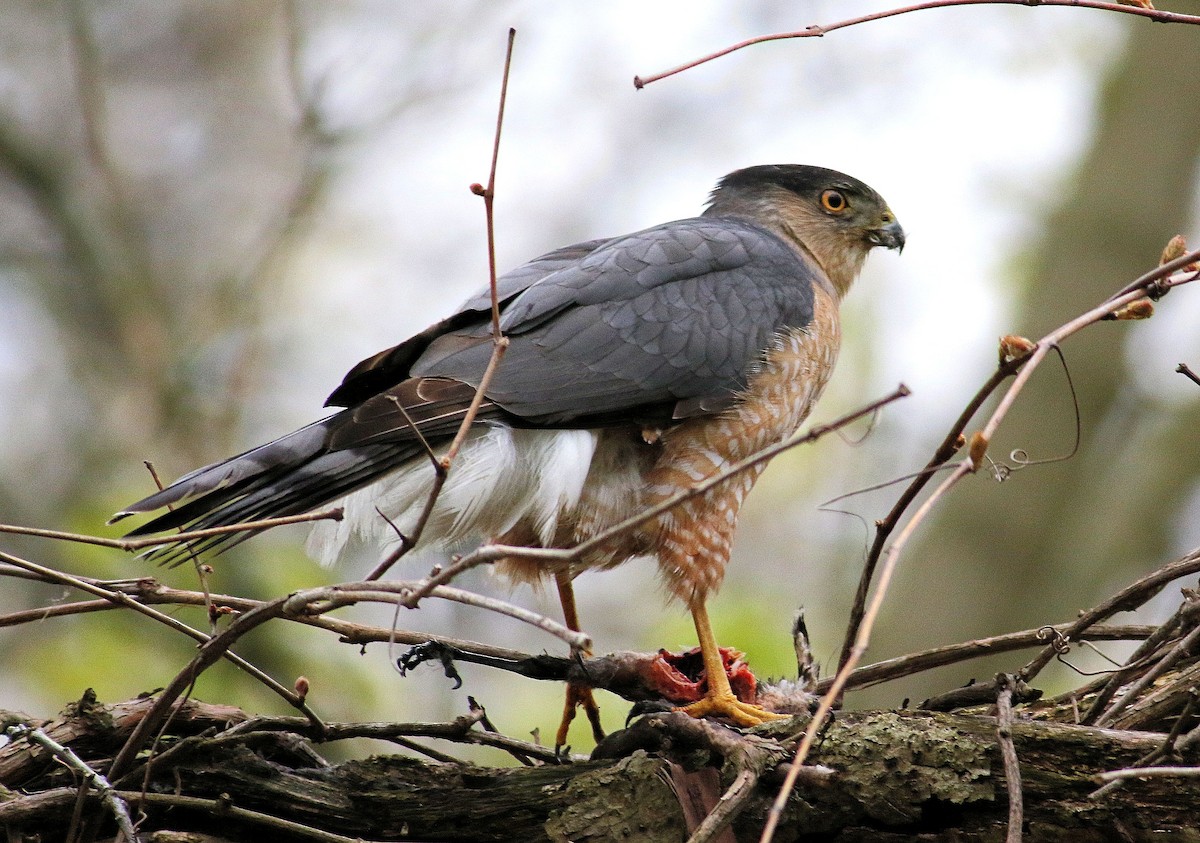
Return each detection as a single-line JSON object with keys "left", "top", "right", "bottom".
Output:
{"left": 4, "top": 696, "right": 1200, "bottom": 842}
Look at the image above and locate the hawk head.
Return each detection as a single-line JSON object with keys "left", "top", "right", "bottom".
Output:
{"left": 706, "top": 164, "right": 904, "bottom": 295}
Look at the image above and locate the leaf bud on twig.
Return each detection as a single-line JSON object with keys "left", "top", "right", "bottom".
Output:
{"left": 998, "top": 335, "right": 1035, "bottom": 365}
{"left": 1108, "top": 300, "right": 1155, "bottom": 321}
{"left": 968, "top": 431, "right": 989, "bottom": 471}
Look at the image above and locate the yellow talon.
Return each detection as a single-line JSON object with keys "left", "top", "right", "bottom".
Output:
{"left": 675, "top": 601, "right": 788, "bottom": 726}
{"left": 679, "top": 692, "right": 788, "bottom": 727}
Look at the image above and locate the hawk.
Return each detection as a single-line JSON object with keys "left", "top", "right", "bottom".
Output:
{"left": 113, "top": 164, "right": 904, "bottom": 736}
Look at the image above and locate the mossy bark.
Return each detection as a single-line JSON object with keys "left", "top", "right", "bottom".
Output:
{"left": 5, "top": 701, "right": 1199, "bottom": 842}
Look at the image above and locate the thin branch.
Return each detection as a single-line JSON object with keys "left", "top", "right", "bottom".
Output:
{"left": 838, "top": 354, "right": 1025, "bottom": 673}
{"left": 996, "top": 674, "right": 1024, "bottom": 843}
{"left": 1104, "top": 247, "right": 1200, "bottom": 303}
{"left": 1020, "top": 547, "right": 1200, "bottom": 683}
{"left": 1079, "top": 593, "right": 1199, "bottom": 724}
{"left": 1093, "top": 620, "right": 1200, "bottom": 728}
{"left": 143, "top": 459, "right": 218, "bottom": 632}
{"left": 818, "top": 623, "right": 1154, "bottom": 694}
{"left": 387, "top": 395, "right": 442, "bottom": 469}
{"left": 0, "top": 598, "right": 118, "bottom": 627}
{"left": 973, "top": 260, "right": 1199, "bottom": 485}
{"left": 403, "top": 385, "right": 910, "bottom": 606}
{"left": 481, "top": 28, "right": 516, "bottom": 340}
{"left": 1095, "top": 765, "right": 1200, "bottom": 783}
{"left": 766, "top": 260, "right": 1200, "bottom": 842}
{"left": 300, "top": 582, "right": 590, "bottom": 651}
{"left": 1177, "top": 363, "right": 1200, "bottom": 387}
{"left": 364, "top": 341, "right": 509, "bottom": 586}
{"left": 0, "top": 572, "right": 548, "bottom": 670}
{"left": 633, "top": 1, "right": 1200, "bottom": 89}
{"left": 1089, "top": 691, "right": 1199, "bottom": 800}
{"left": 790, "top": 267, "right": 1200, "bottom": 839}
{"left": 0, "top": 550, "right": 321, "bottom": 727}
{"left": 107, "top": 590, "right": 303, "bottom": 781}
{"left": 974, "top": 289, "right": 1147, "bottom": 453}
{"left": 686, "top": 768, "right": 759, "bottom": 843}
{"left": 4, "top": 723, "right": 139, "bottom": 843}
{"left": 761, "top": 458, "right": 972, "bottom": 843}
{"left": 1108, "top": 661, "right": 1200, "bottom": 732}
{"left": 121, "top": 790, "right": 385, "bottom": 843}
{"left": 20, "top": 569, "right": 1151, "bottom": 728}
{"left": 365, "top": 30, "right": 516, "bottom": 581}
{"left": 444, "top": 339, "right": 510, "bottom": 466}
{"left": 223, "top": 710, "right": 571, "bottom": 765}
{"left": 841, "top": 259, "right": 1199, "bottom": 683}
{"left": 85, "top": 571, "right": 573, "bottom": 792}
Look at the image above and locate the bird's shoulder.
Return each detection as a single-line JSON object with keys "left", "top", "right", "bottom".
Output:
{"left": 324, "top": 238, "right": 612, "bottom": 408}
{"left": 325, "top": 215, "right": 823, "bottom": 416}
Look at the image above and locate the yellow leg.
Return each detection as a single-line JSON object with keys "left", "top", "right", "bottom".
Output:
{"left": 679, "top": 600, "right": 787, "bottom": 726}
{"left": 554, "top": 572, "right": 606, "bottom": 748}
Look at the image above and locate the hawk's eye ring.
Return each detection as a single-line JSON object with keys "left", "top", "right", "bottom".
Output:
{"left": 820, "top": 189, "right": 848, "bottom": 213}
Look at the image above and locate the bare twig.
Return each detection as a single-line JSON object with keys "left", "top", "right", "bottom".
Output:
{"left": 1089, "top": 691, "right": 1199, "bottom": 800}
{"left": 444, "top": 339, "right": 510, "bottom": 466}
{"left": 838, "top": 356, "right": 1025, "bottom": 674}
{"left": 633, "top": 1, "right": 1200, "bottom": 89}
{"left": 0, "top": 550, "right": 321, "bottom": 727}
{"left": 996, "top": 674, "right": 1024, "bottom": 843}
{"left": 1177, "top": 363, "right": 1200, "bottom": 387}
{"left": 0, "top": 572, "right": 549, "bottom": 671}
{"left": 106, "top": 590, "right": 308, "bottom": 781}
{"left": 1108, "top": 661, "right": 1200, "bottom": 731}
{"left": 480, "top": 27, "right": 516, "bottom": 339}
{"left": 1080, "top": 593, "right": 1200, "bottom": 724}
{"left": 223, "top": 710, "right": 572, "bottom": 765}
{"left": 819, "top": 623, "right": 1154, "bottom": 695}
{"left": 764, "top": 257, "right": 1200, "bottom": 843}
{"left": 5, "top": 723, "right": 139, "bottom": 843}
{"left": 1093, "top": 620, "right": 1200, "bottom": 728}
{"left": 298, "top": 582, "right": 590, "bottom": 651}
{"left": 143, "top": 459, "right": 220, "bottom": 632}
{"left": 132, "top": 790, "right": 388, "bottom": 843}
{"left": 365, "top": 29, "right": 516, "bottom": 581}
{"left": 33, "top": 570, "right": 581, "bottom": 780}
{"left": 1095, "top": 765, "right": 1200, "bottom": 783}
{"left": 403, "top": 385, "right": 910, "bottom": 606}
{"left": 1021, "top": 547, "right": 1200, "bottom": 683}
{"left": 92, "top": 571, "right": 575, "bottom": 788}
{"left": 686, "top": 768, "right": 758, "bottom": 843}
{"left": 763, "top": 255, "right": 1195, "bottom": 840}
{"left": 761, "top": 457, "right": 972, "bottom": 843}
{"left": 841, "top": 258, "right": 1200, "bottom": 678}
{"left": 1105, "top": 248, "right": 1200, "bottom": 302}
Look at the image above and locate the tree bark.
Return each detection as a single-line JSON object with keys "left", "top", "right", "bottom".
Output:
{"left": 4, "top": 695, "right": 1198, "bottom": 842}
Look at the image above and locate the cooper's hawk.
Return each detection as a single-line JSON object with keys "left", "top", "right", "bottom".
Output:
{"left": 113, "top": 164, "right": 903, "bottom": 734}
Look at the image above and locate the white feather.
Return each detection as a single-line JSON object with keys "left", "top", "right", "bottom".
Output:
{"left": 305, "top": 424, "right": 598, "bottom": 568}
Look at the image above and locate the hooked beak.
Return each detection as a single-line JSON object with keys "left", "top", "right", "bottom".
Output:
{"left": 867, "top": 218, "right": 906, "bottom": 253}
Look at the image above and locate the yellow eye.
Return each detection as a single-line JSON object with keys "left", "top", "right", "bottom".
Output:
{"left": 820, "top": 189, "right": 848, "bottom": 213}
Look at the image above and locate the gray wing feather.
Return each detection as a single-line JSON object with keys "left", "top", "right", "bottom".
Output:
{"left": 114, "top": 217, "right": 820, "bottom": 546}
{"left": 415, "top": 217, "right": 818, "bottom": 423}
{"left": 458, "top": 239, "right": 610, "bottom": 313}
{"left": 324, "top": 239, "right": 612, "bottom": 409}
{"left": 111, "top": 419, "right": 333, "bottom": 519}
